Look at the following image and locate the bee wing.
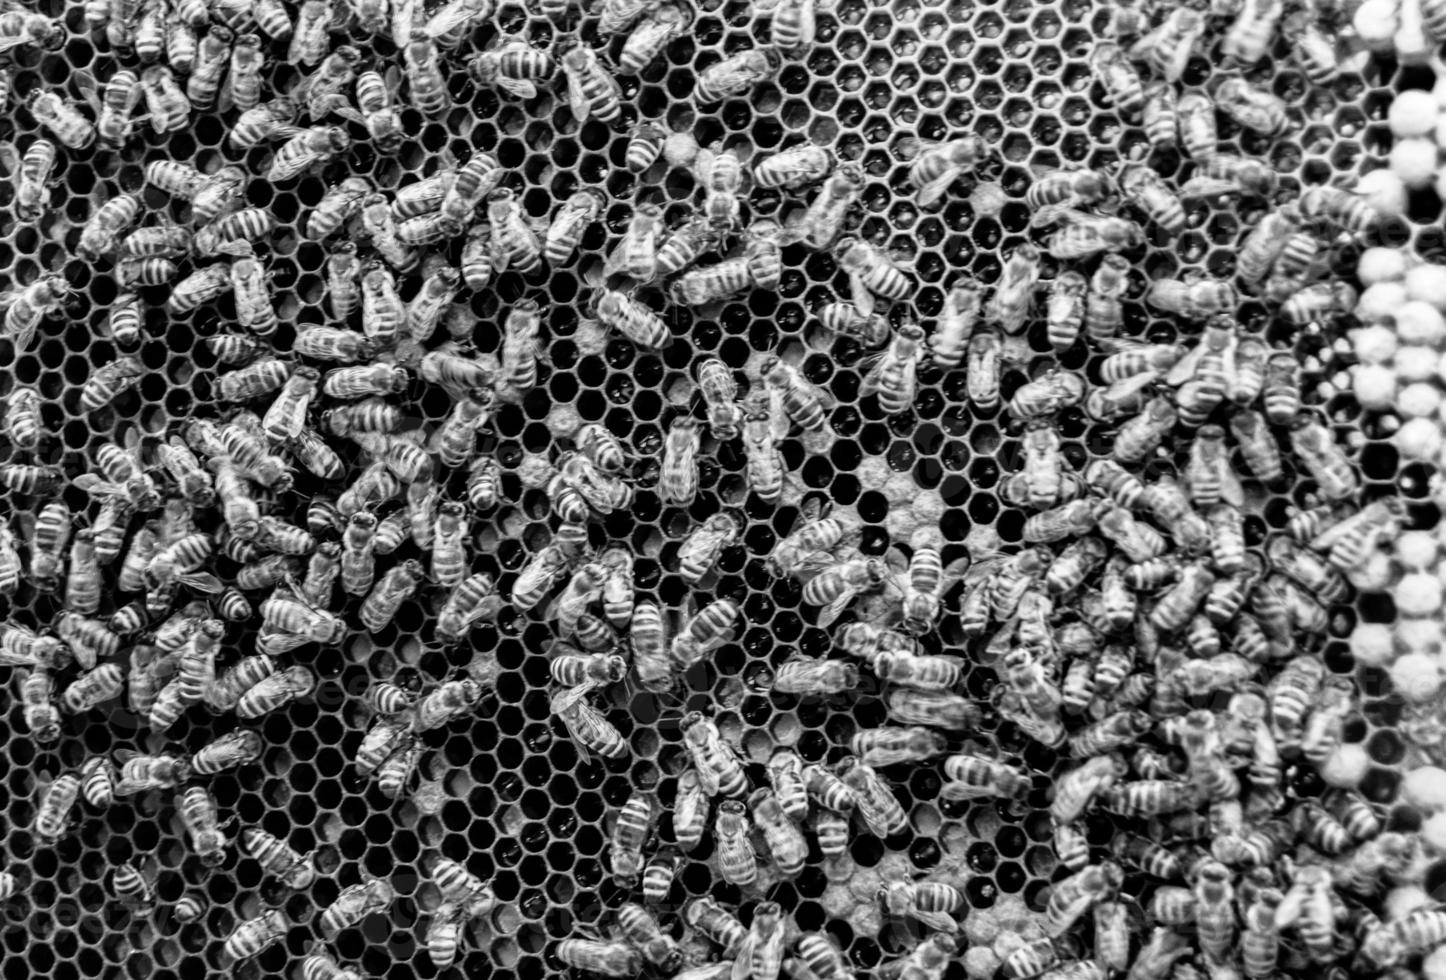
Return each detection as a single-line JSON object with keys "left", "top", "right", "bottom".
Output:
{"left": 857, "top": 349, "right": 889, "bottom": 397}
{"left": 496, "top": 76, "right": 538, "bottom": 99}
{"left": 1163, "top": 339, "right": 1208, "bottom": 387}
{"left": 178, "top": 572, "right": 224, "bottom": 593}
{"left": 848, "top": 272, "right": 876, "bottom": 318}
{"left": 1176, "top": 176, "right": 1240, "bottom": 200}
{"left": 1103, "top": 370, "right": 1161, "bottom": 402}
{"left": 566, "top": 69, "right": 591, "bottom": 122}
{"left": 816, "top": 585, "right": 862, "bottom": 628}
{"left": 330, "top": 103, "right": 367, "bottom": 124}
{"left": 424, "top": 0, "right": 477, "bottom": 37}
{"left": 912, "top": 908, "right": 960, "bottom": 932}
{"left": 938, "top": 556, "right": 973, "bottom": 593}
{"left": 791, "top": 550, "right": 840, "bottom": 580}
{"left": 1219, "top": 467, "right": 1244, "bottom": 509}
{"left": 71, "top": 475, "right": 125, "bottom": 498}
{"left": 0, "top": 141, "right": 18, "bottom": 175}
{"left": 883, "top": 546, "right": 909, "bottom": 576}
{"left": 766, "top": 386, "right": 790, "bottom": 442}
{"left": 915, "top": 169, "right": 957, "bottom": 209}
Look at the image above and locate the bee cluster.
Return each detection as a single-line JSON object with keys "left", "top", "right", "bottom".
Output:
{"left": 0, "top": 0, "right": 1444, "bottom": 978}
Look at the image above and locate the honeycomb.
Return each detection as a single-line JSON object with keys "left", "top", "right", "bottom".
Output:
{"left": 0, "top": 0, "right": 1442, "bottom": 978}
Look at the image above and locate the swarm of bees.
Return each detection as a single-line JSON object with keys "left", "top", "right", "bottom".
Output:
{"left": 0, "top": 0, "right": 1438, "bottom": 976}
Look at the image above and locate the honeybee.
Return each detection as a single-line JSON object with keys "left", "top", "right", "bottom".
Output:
{"left": 1119, "top": 163, "right": 1185, "bottom": 235}
{"left": 1128, "top": 7, "right": 1205, "bottom": 81}
{"left": 1288, "top": 415, "right": 1357, "bottom": 501}
{"left": 852, "top": 727, "right": 947, "bottom": 767}
{"left": 794, "top": 163, "right": 864, "bottom": 250}
{"left": 714, "top": 800, "right": 759, "bottom": 886}
{"left": 320, "top": 878, "right": 395, "bottom": 937}
{"left": 268, "top": 126, "right": 351, "bottom": 183}
{"left": 1, "top": 274, "right": 70, "bottom": 352}
{"left": 989, "top": 244, "right": 1041, "bottom": 333}
{"left": 1007, "top": 369, "right": 1086, "bottom": 419}
{"left": 886, "top": 545, "right": 970, "bottom": 635}
{"left": 555, "top": 938, "right": 644, "bottom": 976}
{"left": 560, "top": 42, "right": 621, "bottom": 122}
{"left": 1142, "top": 80, "right": 1178, "bottom": 149}
{"left": 908, "top": 136, "right": 987, "bottom": 208}
{"left": 695, "top": 47, "right": 779, "bottom": 105}
{"left": 1216, "top": 77, "right": 1289, "bottom": 135}
{"left": 677, "top": 512, "right": 742, "bottom": 585}
{"left": 682, "top": 711, "right": 747, "bottom": 798}
{"left": 1047, "top": 212, "right": 1144, "bottom": 259}
{"left": 0, "top": 139, "right": 56, "bottom": 220}
{"left": 240, "top": 826, "right": 315, "bottom": 889}
{"left": 468, "top": 34, "right": 556, "bottom": 94}
{"left": 1091, "top": 42, "right": 1145, "bottom": 114}
{"left": 1222, "top": 0, "right": 1284, "bottom": 66}
{"left": 552, "top": 681, "right": 628, "bottom": 762}
{"left": 594, "top": 289, "right": 672, "bottom": 348}
{"left": 26, "top": 91, "right": 96, "bottom": 149}
{"left": 224, "top": 910, "right": 288, "bottom": 963}
{"left": 837, "top": 757, "right": 907, "bottom": 837}
{"left": 545, "top": 189, "right": 604, "bottom": 266}
{"left": 755, "top": 144, "right": 833, "bottom": 189}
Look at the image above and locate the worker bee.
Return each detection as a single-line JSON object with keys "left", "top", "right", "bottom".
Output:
{"left": 676, "top": 512, "right": 742, "bottom": 585}
{"left": 682, "top": 711, "right": 747, "bottom": 797}
{"left": 26, "top": 91, "right": 97, "bottom": 149}
{"left": 1128, "top": 7, "right": 1205, "bottom": 81}
{"left": 773, "top": 656, "right": 859, "bottom": 695}
{"left": 1216, "top": 77, "right": 1289, "bottom": 135}
{"left": 859, "top": 322, "right": 925, "bottom": 414}
{"left": 268, "top": 125, "right": 351, "bottom": 183}
{"left": 594, "top": 289, "right": 673, "bottom": 349}
{"left": 989, "top": 244, "right": 1041, "bottom": 333}
{"left": 615, "top": 904, "right": 682, "bottom": 970}
{"left": 794, "top": 163, "right": 864, "bottom": 249}
{"left": 926, "top": 278, "right": 983, "bottom": 369}
{"left": 1222, "top": 0, "right": 1284, "bottom": 66}
{"left": 886, "top": 545, "right": 971, "bottom": 635}
{"left": 320, "top": 877, "right": 395, "bottom": 937}
{"left": 552, "top": 682, "right": 628, "bottom": 762}
{"left": 714, "top": 800, "right": 759, "bottom": 886}
{"left": 853, "top": 727, "right": 947, "bottom": 767}
{"left": 554, "top": 938, "right": 643, "bottom": 976}
{"left": 1045, "top": 863, "right": 1123, "bottom": 937}
{"left": 543, "top": 189, "right": 604, "bottom": 267}
{"left": 908, "top": 136, "right": 988, "bottom": 207}
{"left": 837, "top": 757, "right": 907, "bottom": 837}
{"left": 1091, "top": 42, "right": 1145, "bottom": 114}
{"left": 2, "top": 274, "right": 71, "bottom": 352}
{"left": 224, "top": 909, "right": 288, "bottom": 963}
{"left": 755, "top": 143, "right": 833, "bottom": 189}
{"left": 696, "top": 47, "right": 779, "bottom": 104}
{"left": 1119, "top": 163, "right": 1185, "bottom": 235}
{"left": 1007, "top": 369, "right": 1086, "bottom": 419}
{"left": 559, "top": 41, "right": 621, "bottom": 122}
{"left": 1142, "top": 80, "right": 1178, "bottom": 149}
{"left": 0, "top": 139, "right": 56, "bottom": 220}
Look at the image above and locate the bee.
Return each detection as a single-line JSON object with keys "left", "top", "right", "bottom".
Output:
{"left": 762, "top": 355, "right": 833, "bottom": 433}
{"left": 1222, "top": 0, "right": 1284, "bottom": 66}
{"left": 555, "top": 939, "right": 643, "bottom": 976}
{"left": 755, "top": 143, "right": 833, "bottom": 189}
{"left": 537, "top": 189, "right": 605, "bottom": 268}
{"left": 359, "top": 560, "right": 424, "bottom": 633}
{"left": 21, "top": 670, "right": 62, "bottom": 743}
{"left": 1028, "top": 168, "right": 1111, "bottom": 215}
{"left": 1298, "top": 183, "right": 1379, "bottom": 234}
{"left": 25, "top": 90, "right": 96, "bottom": 150}
{"left": 430, "top": 502, "right": 470, "bottom": 589}
{"left": 714, "top": 800, "right": 759, "bottom": 886}
{"left": 837, "top": 757, "right": 907, "bottom": 836}
{"left": 1280, "top": 281, "right": 1355, "bottom": 327}
{"left": 0, "top": 138, "right": 57, "bottom": 222}
{"left": 696, "top": 47, "right": 779, "bottom": 104}
{"left": 1288, "top": 415, "right": 1356, "bottom": 501}
{"left": 320, "top": 878, "right": 395, "bottom": 937}
{"left": 1038, "top": 270, "right": 1090, "bottom": 353}
{"left": 800, "top": 555, "right": 889, "bottom": 625}
{"left": 559, "top": 42, "right": 621, "bottom": 123}
{"left": 224, "top": 909, "right": 287, "bottom": 963}
{"left": 677, "top": 512, "right": 742, "bottom": 584}
{"left": 617, "top": 120, "right": 668, "bottom": 174}
{"left": 966, "top": 328, "right": 1002, "bottom": 410}
{"left": 1216, "top": 77, "right": 1289, "bottom": 135}
{"left": 136, "top": 66, "right": 190, "bottom": 133}
{"left": 485, "top": 189, "right": 544, "bottom": 274}
{"left": 552, "top": 682, "right": 628, "bottom": 762}
{"left": 1044, "top": 536, "right": 1109, "bottom": 597}
{"left": 1050, "top": 754, "right": 1125, "bottom": 823}
{"left": 60, "top": 662, "right": 124, "bottom": 715}
{"left": 1, "top": 274, "right": 72, "bottom": 352}
{"left": 908, "top": 136, "right": 987, "bottom": 208}
{"left": 268, "top": 126, "right": 351, "bottom": 183}
{"left": 795, "top": 162, "right": 864, "bottom": 249}
{"left": 861, "top": 323, "right": 926, "bottom": 414}
{"left": 620, "top": 3, "right": 691, "bottom": 74}
{"left": 1091, "top": 42, "right": 1144, "bottom": 114}
{"left": 191, "top": 729, "right": 264, "bottom": 776}
{"left": 853, "top": 727, "right": 947, "bottom": 767}
{"left": 397, "top": 33, "right": 450, "bottom": 117}
{"left": 990, "top": 244, "right": 1041, "bottom": 332}
{"left": 1142, "top": 80, "right": 1178, "bottom": 149}
{"left": 879, "top": 878, "right": 966, "bottom": 932}
{"left": 773, "top": 656, "right": 859, "bottom": 695}
{"left": 1049, "top": 211, "right": 1145, "bottom": 260}
{"left": 1119, "top": 163, "right": 1185, "bottom": 235}
{"left": 236, "top": 664, "right": 317, "bottom": 718}
{"left": 1008, "top": 369, "right": 1086, "bottom": 420}
{"left": 609, "top": 904, "right": 681, "bottom": 971}
{"left": 889, "top": 545, "right": 970, "bottom": 635}
{"left": 1046, "top": 863, "right": 1123, "bottom": 938}
{"left": 1128, "top": 7, "right": 1205, "bottom": 81}
{"left": 682, "top": 711, "right": 747, "bottom": 797}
